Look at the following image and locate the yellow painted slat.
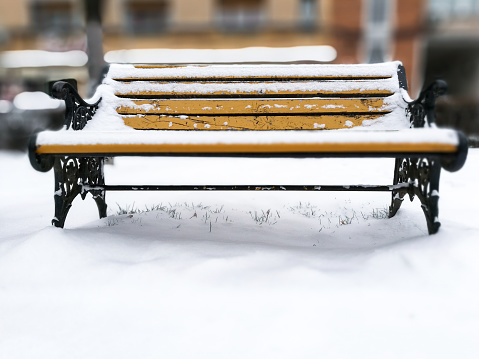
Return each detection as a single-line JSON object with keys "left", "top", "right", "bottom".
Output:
{"left": 115, "top": 88, "right": 394, "bottom": 97}
{"left": 36, "top": 142, "right": 458, "bottom": 155}
{"left": 133, "top": 65, "right": 191, "bottom": 69}
{"left": 121, "top": 114, "right": 383, "bottom": 130}
{"left": 116, "top": 98, "right": 392, "bottom": 115}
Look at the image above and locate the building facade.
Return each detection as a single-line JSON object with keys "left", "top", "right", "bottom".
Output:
{"left": 424, "top": 0, "right": 479, "bottom": 136}
{"left": 0, "top": 1, "right": 426, "bottom": 91}
{"left": 2, "top": 0, "right": 477, "bottom": 137}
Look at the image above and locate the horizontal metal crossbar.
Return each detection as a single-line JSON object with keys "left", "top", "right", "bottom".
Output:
{"left": 83, "top": 184, "right": 411, "bottom": 192}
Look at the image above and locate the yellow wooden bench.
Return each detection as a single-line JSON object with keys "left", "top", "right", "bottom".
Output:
{"left": 29, "top": 61, "right": 468, "bottom": 233}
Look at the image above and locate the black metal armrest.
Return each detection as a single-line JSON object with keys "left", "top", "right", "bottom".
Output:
{"left": 408, "top": 79, "right": 447, "bottom": 128}
{"left": 440, "top": 131, "right": 469, "bottom": 172}
{"left": 28, "top": 135, "right": 54, "bottom": 172}
{"left": 407, "top": 79, "right": 468, "bottom": 172}
{"left": 51, "top": 81, "right": 102, "bottom": 130}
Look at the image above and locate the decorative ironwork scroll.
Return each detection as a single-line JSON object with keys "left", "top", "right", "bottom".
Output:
{"left": 52, "top": 156, "right": 107, "bottom": 228}
{"left": 389, "top": 157, "right": 441, "bottom": 234}
{"left": 407, "top": 79, "right": 447, "bottom": 128}
{"left": 51, "top": 81, "right": 101, "bottom": 130}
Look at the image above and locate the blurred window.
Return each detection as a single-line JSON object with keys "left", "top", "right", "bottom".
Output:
{"left": 125, "top": 0, "right": 170, "bottom": 34}
{"left": 300, "top": 0, "right": 317, "bottom": 30}
{"left": 429, "top": 0, "right": 479, "bottom": 21}
{"left": 370, "top": 0, "right": 387, "bottom": 23}
{"left": 216, "top": 0, "right": 265, "bottom": 32}
{"left": 31, "top": 0, "right": 79, "bottom": 33}
{"left": 429, "top": 0, "right": 453, "bottom": 20}
{"left": 364, "top": 0, "right": 393, "bottom": 63}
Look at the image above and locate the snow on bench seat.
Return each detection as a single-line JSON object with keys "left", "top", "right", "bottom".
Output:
{"left": 35, "top": 128, "right": 460, "bottom": 155}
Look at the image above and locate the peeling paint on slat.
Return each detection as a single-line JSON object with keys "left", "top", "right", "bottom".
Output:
{"left": 116, "top": 98, "right": 392, "bottom": 116}
{"left": 121, "top": 114, "right": 387, "bottom": 130}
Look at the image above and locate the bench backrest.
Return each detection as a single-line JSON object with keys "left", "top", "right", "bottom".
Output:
{"left": 97, "top": 61, "right": 410, "bottom": 131}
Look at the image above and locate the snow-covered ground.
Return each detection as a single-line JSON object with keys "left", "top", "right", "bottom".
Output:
{"left": 1, "top": 150, "right": 478, "bottom": 358}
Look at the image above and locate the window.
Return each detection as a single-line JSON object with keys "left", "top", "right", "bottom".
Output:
{"left": 370, "top": 0, "right": 388, "bottom": 23}
{"left": 429, "top": 0, "right": 452, "bottom": 21}
{"left": 364, "top": 0, "right": 393, "bottom": 63}
{"left": 300, "top": 0, "right": 317, "bottom": 30}
{"left": 125, "top": 0, "right": 170, "bottom": 34}
{"left": 31, "top": 0, "right": 79, "bottom": 33}
{"left": 216, "top": 0, "right": 265, "bottom": 32}
{"left": 429, "top": 0, "right": 479, "bottom": 21}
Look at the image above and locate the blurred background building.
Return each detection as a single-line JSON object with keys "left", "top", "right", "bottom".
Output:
{"left": 0, "top": 0, "right": 478, "bottom": 150}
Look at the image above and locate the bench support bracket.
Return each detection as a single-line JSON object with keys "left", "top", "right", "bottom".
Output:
{"left": 52, "top": 156, "right": 107, "bottom": 228}
{"left": 389, "top": 157, "right": 441, "bottom": 234}
{"left": 51, "top": 81, "right": 101, "bottom": 130}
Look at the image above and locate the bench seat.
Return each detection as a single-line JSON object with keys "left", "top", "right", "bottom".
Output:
{"left": 35, "top": 128, "right": 461, "bottom": 155}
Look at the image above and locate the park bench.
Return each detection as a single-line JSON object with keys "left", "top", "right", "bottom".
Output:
{"left": 29, "top": 61, "right": 468, "bottom": 234}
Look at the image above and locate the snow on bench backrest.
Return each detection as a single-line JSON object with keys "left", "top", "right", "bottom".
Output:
{"left": 87, "top": 61, "right": 410, "bottom": 132}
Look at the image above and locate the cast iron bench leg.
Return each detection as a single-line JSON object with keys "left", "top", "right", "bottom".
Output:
{"left": 52, "top": 156, "right": 81, "bottom": 228}
{"left": 414, "top": 158, "right": 441, "bottom": 235}
{"left": 52, "top": 156, "right": 107, "bottom": 228}
{"left": 389, "top": 157, "right": 441, "bottom": 234}
{"left": 389, "top": 157, "right": 409, "bottom": 218}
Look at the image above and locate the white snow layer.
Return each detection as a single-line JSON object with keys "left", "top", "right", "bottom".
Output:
{"left": 13, "top": 92, "right": 64, "bottom": 110}
{"left": 104, "top": 46, "right": 338, "bottom": 64}
{"left": 109, "top": 78, "right": 399, "bottom": 95}
{"left": 0, "top": 150, "right": 478, "bottom": 359}
{"left": 107, "top": 61, "right": 401, "bottom": 79}
{"left": 0, "top": 50, "right": 88, "bottom": 68}
{"left": 36, "top": 128, "right": 460, "bottom": 147}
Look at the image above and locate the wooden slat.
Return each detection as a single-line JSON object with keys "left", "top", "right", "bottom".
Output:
{"left": 114, "top": 75, "right": 392, "bottom": 81}
{"left": 36, "top": 142, "right": 458, "bottom": 155}
{"left": 133, "top": 65, "right": 191, "bottom": 69}
{"left": 112, "top": 78, "right": 397, "bottom": 98}
{"left": 115, "top": 88, "right": 394, "bottom": 98}
{"left": 121, "top": 114, "right": 385, "bottom": 130}
{"left": 112, "top": 66, "right": 393, "bottom": 81}
{"left": 116, "top": 98, "right": 392, "bottom": 115}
